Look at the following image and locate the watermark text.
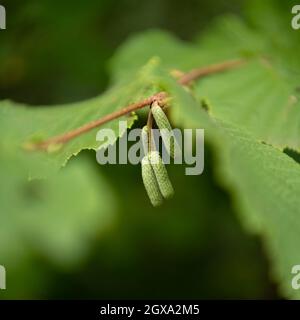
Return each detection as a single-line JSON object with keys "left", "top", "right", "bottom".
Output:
{"left": 0, "top": 5, "right": 6, "bottom": 30}
{"left": 0, "top": 265, "right": 6, "bottom": 290}
{"left": 96, "top": 121, "right": 204, "bottom": 175}
{"left": 292, "top": 5, "right": 300, "bottom": 30}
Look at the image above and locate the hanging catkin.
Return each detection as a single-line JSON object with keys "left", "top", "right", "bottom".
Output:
{"left": 149, "top": 151, "right": 174, "bottom": 200}
{"left": 151, "top": 101, "right": 179, "bottom": 159}
{"left": 141, "top": 155, "right": 164, "bottom": 207}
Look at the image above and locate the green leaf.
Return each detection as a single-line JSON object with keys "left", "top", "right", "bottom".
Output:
{"left": 109, "top": 30, "right": 205, "bottom": 81}
{"left": 0, "top": 59, "right": 160, "bottom": 178}
{"left": 0, "top": 153, "right": 116, "bottom": 267}
{"left": 157, "top": 73, "right": 300, "bottom": 299}
{"left": 195, "top": 59, "right": 300, "bottom": 151}
{"left": 111, "top": 15, "right": 300, "bottom": 152}
{"left": 193, "top": 15, "right": 300, "bottom": 151}
{"left": 208, "top": 120, "right": 300, "bottom": 299}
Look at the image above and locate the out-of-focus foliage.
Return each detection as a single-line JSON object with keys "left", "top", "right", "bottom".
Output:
{"left": 1, "top": 0, "right": 298, "bottom": 299}
{"left": 0, "top": 151, "right": 116, "bottom": 299}
{"left": 0, "top": 0, "right": 245, "bottom": 104}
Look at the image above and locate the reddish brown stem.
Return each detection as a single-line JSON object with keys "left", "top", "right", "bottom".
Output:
{"left": 37, "top": 92, "right": 167, "bottom": 148}
{"left": 33, "top": 59, "right": 244, "bottom": 150}
{"left": 146, "top": 103, "right": 155, "bottom": 153}
{"left": 178, "top": 59, "right": 245, "bottom": 85}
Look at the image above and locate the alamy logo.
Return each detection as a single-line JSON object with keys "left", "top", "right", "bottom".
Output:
{"left": 292, "top": 5, "right": 300, "bottom": 30}
{"left": 291, "top": 265, "right": 300, "bottom": 289}
{"left": 0, "top": 265, "right": 5, "bottom": 289}
{"left": 0, "top": 5, "right": 6, "bottom": 30}
{"left": 96, "top": 121, "right": 204, "bottom": 176}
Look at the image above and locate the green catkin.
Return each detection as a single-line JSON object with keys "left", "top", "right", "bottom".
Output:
{"left": 141, "top": 114, "right": 175, "bottom": 206}
{"left": 141, "top": 156, "right": 164, "bottom": 207}
{"left": 151, "top": 102, "right": 179, "bottom": 158}
{"left": 149, "top": 151, "right": 174, "bottom": 199}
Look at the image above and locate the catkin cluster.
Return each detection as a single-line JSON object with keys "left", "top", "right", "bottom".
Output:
{"left": 141, "top": 103, "right": 175, "bottom": 206}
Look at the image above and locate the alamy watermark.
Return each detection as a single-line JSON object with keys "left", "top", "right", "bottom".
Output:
{"left": 0, "top": 265, "right": 5, "bottom": 290}
{"left": 96, "top": 121, "right": 204, "bottom": 176}
{"left": 291, "top": 265, "right": 300, "bottom": 290}
{"left": 292, "top": 5, "right": 300, "bottom": 30}
{"left": 0, "top": 5, "right": 6, "bottom": 30}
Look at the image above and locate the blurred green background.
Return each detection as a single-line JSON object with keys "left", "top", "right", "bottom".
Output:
{"left": 0, "top": 0, "right": 285, "bottom": 299}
